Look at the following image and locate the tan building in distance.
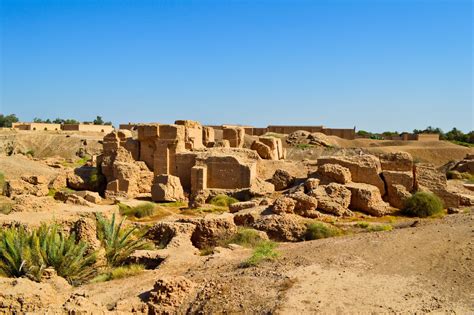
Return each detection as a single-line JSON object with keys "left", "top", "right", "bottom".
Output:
{"left": 12, "top": 122, "right": 61, "bottom": 131}
{"left": 61, "top": 124, "right": 114, "bottom": 133}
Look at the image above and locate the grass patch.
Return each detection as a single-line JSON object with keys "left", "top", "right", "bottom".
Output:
{"left": 158, "top": 201, "right": 187, "bottom": 208}
{"left": 263, "top": 132, "right": 286, "bottom": 139}
{"left": 25, "top": 149, "right": 35, "bottom": 157}
{"left": 118, "top": 202, "right": 157, "bottom": 219}
{"left": 48, "top": 187, "right": 75, "bottom": 197}
{"left": 304, "top": 222, "right": 342, "bottom": 240}
{"left": 450, "top": 140, "right": 474, "bottom": 148}
{"left": 199, "top": 247, "right": 214, "bottom": 256}
{"left": 224, "top": 228, "right": 266, "bottom": 248}
{"left": 241, "top": 241, "right": 279, "bottom": 267}
{"left": 355, "top": 221, "right": 369, "bottom": 228}
{"left": 91, "top": 264, "right": 144, "bottom": 283}
{"left": 209, "top": 194, "right": 238, "bottom": 207}
{"left": 295, "top": 143, "right": 314, "bottom": 150}
{"left": 367, "top": 224, "right": 393, "bottom": 232}
{"left": 402, "top": 192, "right": 444, "bottom": 218}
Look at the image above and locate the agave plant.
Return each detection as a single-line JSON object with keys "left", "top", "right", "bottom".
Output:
{"left": 96, "top": 213, "right": 151, "bottom": 267}
{"left": 35, "top": 224, "right": 97, "bottom": 285}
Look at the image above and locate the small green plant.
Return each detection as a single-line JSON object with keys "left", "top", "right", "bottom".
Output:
{"left": 118, "top": 202, "right": 156, "bottom": 219}
{"left": 402, "top": 192, "right": 444, "bottom": 218}
{"left": 91, "top": 264, "right": 144, "bottom": 283}
{"left": 225, "top": 228, "right": 266, "bottom": 248}
{"left": 241, "top": 241, "right": 279, "bottom": 267}
{"left": 304, "top": 222, "right": 341, "bottom": 240}
{"left": 199, "top": 247, "right": 214, "bottom": 256}
{"left": 355, "top": 222, "right": 369, "bottom": 228}
{"left": 25, "top": 149, "right": 35, "bottom": 157}
{"left": 88, "top": 168, "right": 105, "bottom": 189}
{"left": 35, "top": 224, "right": 97, "bottom": 285}
{"left": 0, "top": 199, "right": 12, "bottom": 214}
{"left": 96, "top": 213, "right": 152, "bottom": 267}
{"left": 295, "top": 143, "right": 314, "bottom": 150}
{"left": 209, "top": 194, "right": 238, "bottom": 207}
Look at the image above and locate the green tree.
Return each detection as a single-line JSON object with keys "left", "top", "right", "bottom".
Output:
{"left": 93, "top": 116, "right": 105, "bottom": 125}
{"left": 0, "top": 114, "right": 19, "bottom": 127}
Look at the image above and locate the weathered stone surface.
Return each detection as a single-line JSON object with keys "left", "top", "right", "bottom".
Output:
{"left": 382, "top": 171, "right": 414, "bottom": 208}
{"left": 151, "top": 175, "right": 186, "bottom": 202}
{"left": 345, "top": 182, "right": 390, "bottom": 216}
{"left": 229, "top": 201, "right": 258, "bottom": 213}
{"left": 5, "top": 177, "right": 49, "bottom": 198}
{"left": 180, "top": 214, "right": 237, "bottom": 249}
{"left": 222, "top": 126, "right": 245, "bottom": 148}
{"left": 289, "top": 192, "right": 318, "bottom": 218}
{"left": 415, "top": 163, "right": 460, "bottom": 208}
{"left": 148, "top": 276, "right": 196, "bottom": 314}
{"left": 202, "top": 126, "right": 215, "bottom": 147}
{"left": 233, "top": 206, "right": 268, "bottom": 226}
{"left": 318, "top": 155, "right": 385, "bottom": 195}
{"left": 146, "top": 221, "right": 197, "bottom": 249}
{"left": 259, "top": 137, "right": 284, "bottom": 160}
{"left": 252, "top": 214, "right": 306, "bottom": 242}
{"left": 251, "top": 141, "right": 273, "bottom": 159}
{"left": 316, "top": 163, "right": 352, "bottom": 184}
{"left": 71, "top": 218, "right": 101, "bottom": 253}
{"left": 54, "top": 191, "right": 92, "bottom": 207}
{"left": 272, "top": 196, "right": 296, "bottom": 214}
{"left": 271, "top": 169, "right": 295, "bottom": 191}
{"left": 304, "top": 178, "right": 320, "bottom": 191}
{"left": 310, "top": 183, "right": 351, "bottom": 216}
{"left": 48, "top": 173, "right": 68, "bottom": 190}
{"left": 379, "top": 152, "right": 413, "bottom": 172}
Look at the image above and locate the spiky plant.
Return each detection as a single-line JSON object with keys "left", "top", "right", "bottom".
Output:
{"left": 0, "top": 226, "right": 42, "bottom": 281}
{"left": 96, "top": 213, "right": 151, "bottom": 267}
{"left": 35, "top": 224, "right": 97, "bottom": 285}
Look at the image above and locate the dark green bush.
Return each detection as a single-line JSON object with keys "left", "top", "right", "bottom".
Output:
{"left": 209, "top": 194, "right": 238, "bottom": 207}
{"left": 241, "top": 241, "right": 279, "bottom": 267}
{"left": 402, "top": 192, "right": 444, "bottom": 217}
{"left": 119, "top": 202, "right": 156, "bottom": 218}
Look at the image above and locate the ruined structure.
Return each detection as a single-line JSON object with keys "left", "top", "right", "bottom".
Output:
{"left": 99, "top": 120, "right": 268, "bottom": 201}
{"left": 12, "top": 122, "right": 61, "bottom": 131}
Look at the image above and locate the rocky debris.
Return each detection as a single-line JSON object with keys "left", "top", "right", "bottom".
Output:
{"left": 189, "top": 190, "right": 209, "bottom": 208}
{"left": 214, "top": 140, "right": 230, "bottom": 148}
{"left": 447, "top": 207, "right": 462, "bottom": 214}
{"left": 310, "top": 183, "right": 352, "bottom": 216}
{"left": 286, "top": 131, "right": 335, "bottom": 147}
{"left": 415, "top": 163, "right": 460, "bottom": 208}
{"left": 126, "top": 250, "right": 166, "bottom": 269}
{"left": 252, "top": 214, "right": 306, "bottom": 242}
{"left": 251, "top": 140, "right": 273, "bottom": 159}
{"left": 345, "top": 182, "right": 390, "bottom": 216}
{"left": 316, "top": 163, "right": 352, "bottom": 184}
{"left": 4, "top": 176, "right": 49, "bottom": 198}
{"left": 382, "top": 171, "right": 414, "bottom": 208}
{"left": 449, "top": 154, "right": 474, "bottom": 174}
{"left": 11, "top": 195, "right": 57, "bottom": 213}
{"left": 272, "top": 196, "right": 296, "bottom": 214}
{"left": 233, "top": 206, "right": 269, "bottom": 226}
{"left": 48, "top": 173, "right": 68, "bottom": 190}
{"left": 67, "top": 166, "right": 104, "bottom": 192}
{"left": 146, "top": 221, "right": 197, "bottom": 249}
{"left": 271, "top": 169, "right": 295, "bottom": 191}
{"left": 259, "top": 137, "right": 285, "bottom": 160}
{"left": 318, "top": 155, "right": 386, "bottom": 195}
{"left": 147, "top": 276, "right": 196, "bottom": 314}
{"left": 151, "top": 174, "right": 186, "bottom": 202}
{"left": 71, "top": 190, "right": 103, "bottom": 204}
{"left": 229, "top": 201, "right": 259, "bottom": 213}
{"left": 249, "top": 178, "right": 275, "bottom": 197}
{"left": 54, "top": 190, "right": 92, "bottom": 207}
{"left": 71, "top": 218, "right": 101, "bottom": 252}
{"left": 289, "top": 192, "right": 319, "bottom": 218}
{"left": 180, "top": 214, "right": 237, "bottom": 249}
{"left": 379, "top": 152, "right": 414, "bottom": 172}
{"left": 304, "top": 178, "right": 320, "bottom": 191}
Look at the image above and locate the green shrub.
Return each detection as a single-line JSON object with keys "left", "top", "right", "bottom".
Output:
{"left": 119, "top": 202, "right": 156, "bottom": 218}
{"left": 304, "top": 222, "right": 341, "bottom": 240}
{"left": 241, "top": 241, "right": 279, "bottom": 267}
{"left": 34, "top": 224, "right": 97, "bottom": 285}
{"left": 225, "top": 228, "right": 266, "bottom": 248}
{"left": 0, "top": 225, "right": 97, "bottom": 285}
{"left": 88, "top": 168, "right": 105, "bottom": 190}
{"left": 295, "top": 143, "right": 314, "bottom": 150}
{"left": 91, "top": 264, "right": 144, "bottom": 283}
{"left": 0, "top": 226, "right": 40, "bottom": 280}
{"left": 25, "top": 149, "right": 35, "bottom": 157}
{"left": 209, "top": 194, "right": 238, "bottom": 207}
{"left": 402, "top": 192, "right": 444, "bottom": 218}
{"left": 96, "top": 213, "right": 152, "bottom": 267}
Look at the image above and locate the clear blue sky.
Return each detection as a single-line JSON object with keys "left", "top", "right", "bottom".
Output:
{"left": 1, "top": 0, "right": 472, "bottom": 132}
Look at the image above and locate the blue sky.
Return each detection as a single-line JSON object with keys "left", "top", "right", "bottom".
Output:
{"left": 0, "top": 0, "right": 472, "bottom": 132}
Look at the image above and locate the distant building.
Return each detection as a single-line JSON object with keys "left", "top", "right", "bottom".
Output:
{"left": 61, "top": 124, "right": 114, "bottom": 133}
{"left": 12, "top": 122, "right": 61, "bottom": 131}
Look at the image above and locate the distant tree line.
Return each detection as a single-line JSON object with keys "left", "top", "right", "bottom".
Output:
{"left": 1, "top": 114, "right": 113, "bottom": 126}
{"left": 357, "top": 126, "right": 474, "bottom": 144}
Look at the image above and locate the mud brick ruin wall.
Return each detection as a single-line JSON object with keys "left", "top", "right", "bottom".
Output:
{"left": 61, "top": 124, "right": 114, "bottom": 133}
{"left": 12, "top": 122, "right": 61, "bottom": 131}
